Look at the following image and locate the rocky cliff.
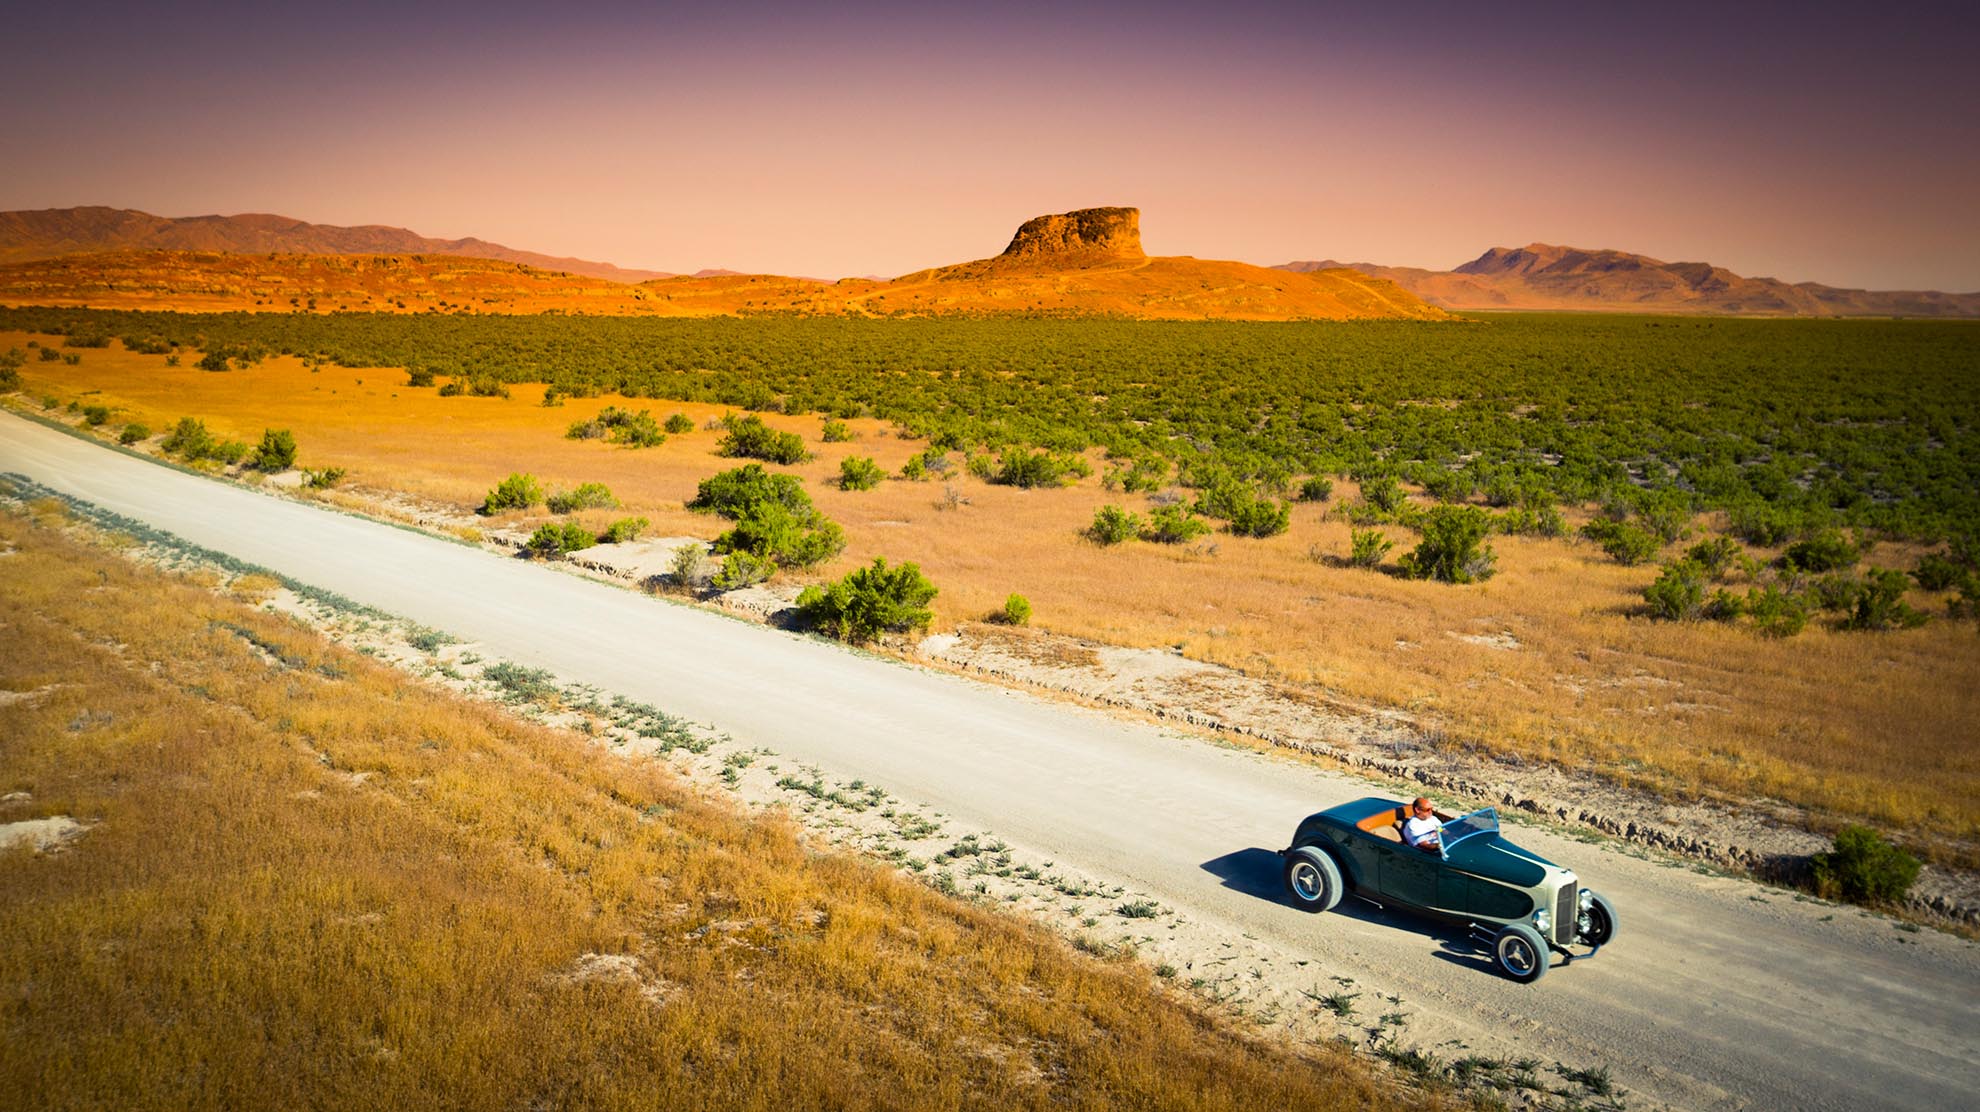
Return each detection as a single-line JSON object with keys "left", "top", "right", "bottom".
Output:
{"left": 999, "top": 207, "right": 1144, "bottom": 261}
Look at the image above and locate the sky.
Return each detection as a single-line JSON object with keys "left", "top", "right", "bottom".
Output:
{"left": 2, "top": 0, "right": 1977, "bottom": 289}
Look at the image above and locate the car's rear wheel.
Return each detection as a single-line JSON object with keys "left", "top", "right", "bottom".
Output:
{"left": 1492, "top": 923, "right": 1550, "bottom": 983}
{"left": 1577, "top": 891, "right": 1617, "bottom": 948}
{"left": 1283, "top": 847, "right": 1343, "bottom": 912}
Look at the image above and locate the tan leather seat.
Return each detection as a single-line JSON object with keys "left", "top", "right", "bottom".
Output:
{"left": 1357, "top": 807, "right": 1408, "bottom": 841}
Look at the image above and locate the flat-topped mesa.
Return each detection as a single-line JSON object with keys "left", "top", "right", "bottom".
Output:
{"left": 1000, "top": 207, "right": 1144, "bottom": 261}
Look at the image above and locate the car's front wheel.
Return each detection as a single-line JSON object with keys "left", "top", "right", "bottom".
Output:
{"left": 1577, "top": 890, "right": 1618, "bottom": 948}
{"left": 1492, "top": 922, "right": 1550, "bottom": 983}
{"left": 1282, "top": 847, "right": 1343, "bottom": 912}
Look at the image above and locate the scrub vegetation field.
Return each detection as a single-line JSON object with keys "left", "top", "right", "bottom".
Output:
{"left": 0, "top": 508, "right": 1417, "bottom": 1110}
{"left": 4, "top": 309, "right": 1977, "bottom": 847}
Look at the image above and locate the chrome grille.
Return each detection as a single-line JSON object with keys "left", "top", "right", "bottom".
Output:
{"left": 1555, "top": 878, "right": 1577, "bottom": 945}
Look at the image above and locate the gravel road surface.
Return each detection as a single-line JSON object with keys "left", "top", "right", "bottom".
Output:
{"left": 5, "top": 409, "right": 1976, "bottom": 1110}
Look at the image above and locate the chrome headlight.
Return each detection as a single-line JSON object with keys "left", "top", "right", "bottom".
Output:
{"left": 1578, "top": 888, "right": 1594, "bottom": 911}
{"left": 1531, "top": 907, "right": 1551, "bottom": 935}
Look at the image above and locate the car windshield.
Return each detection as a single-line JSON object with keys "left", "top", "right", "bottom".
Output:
{"left": 1438, "top": 808, "right": 1499, "bottom": 854}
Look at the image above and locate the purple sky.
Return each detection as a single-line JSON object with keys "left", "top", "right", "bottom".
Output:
{"left": 2, "top": 1, "right": 1976, "bottom": 289}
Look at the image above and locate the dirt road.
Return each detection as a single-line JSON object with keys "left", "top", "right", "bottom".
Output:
{"left": 5, "top": 409, "right": 1976, "bottom": 1110}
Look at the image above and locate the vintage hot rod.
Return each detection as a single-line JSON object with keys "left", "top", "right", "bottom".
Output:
{"left": 1280, "top": 796, "right": 1616, "bottom": 982}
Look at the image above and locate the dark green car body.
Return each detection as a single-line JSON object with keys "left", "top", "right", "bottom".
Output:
{"left": 1284, "top": 796, "right": 1596, "bottom": 952}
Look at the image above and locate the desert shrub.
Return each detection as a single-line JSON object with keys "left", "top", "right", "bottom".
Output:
{"left": 437, "top": 380, "right": 464, "bottom": 397}
{"left": 565, "top": 417, "right": 606, "bottom": 440}
{"left": 1744, "top": 585, "right": 1809, "bottom": 638}
{"left": 197, "top": 350, "right": 231, "bottom": 372}
{"left": 161, "top": 417, "right": 217, "bottom": 460}
{"left": 1727, "top": 504, "right": 1798, "bottom": 547}
{"left": 689, "top": 464, "right": 811, "bottom": 519}
{"left": 1842, "top": 569, "right": 1928, "bottom": 631}
{"left": 1348, "top": 528, "right": 1393, "bottom": 568}
{"left": 899, "top": 455, "right": 927, "bottom": 482}
{"left": 1359, "top": 473, "right": 1407, "bottom": 515}
{"left": 1297, "top": 476, "right": 1334, "bottom": 502}
{"left": 1911, "top": 552, "right": 1968, "bottom": 592}
{"left": 710, "top": 550, "right": 775, "bottom": 591}
{"left": 212, "top": 439, "right": 249, "bottom": 465}
{"left": 38, "top": 346, "right": 61, "bottom": 362}
{"left": 1085, "top": 505, "right": 1141, "bottom": 545}
{"left": 995, "top": 593, "right": 1033, "bottom": 626}
{"left": 466, "top": 375, "right": 509, "bottom": 398}
{"left": 1419, "top": 468, "right": 1473, "bottom": 504}
{"left": 1784, "top": 529, "right": 1859, "bottom": 573}
{"left": 1104, "top": 456, "right": 1168, "bottom": 494}
{"left": 480, "top": 472, "right": 544, "bottom": 515}
{"left": 0, "top": 366, "right": 17, "bottom": 394}
{"left": 610, "top": 411, "right": 665, "bottom": 448}
{"left": 251, "top": 428, "right": 297, "bottom": 472}
{"left": 1141, "top": 503, "right": 1209, "bottom": 544}
{"left": 667, "top": 542, "right": 708, "bottom": 590}
{"left": 1685, "top": 536, "right": 1744, "bottom": 579}
{"left": 82, "top": 404, "right": 111, "bottom": 426}
{"left": 601, "top": 516, "right": 649, "bottom": 544}
{"left": 1811, "top": 826, "right": 1920, "bottom": 904}
{"left": 1399, "top": 506, "right": 1498, "bottom": 584}
{"left": 664, "top": 412, "right": 695, "bottom": 434}
{"left": 718, "top": 414, "right": 808, "bottom": 464}
{"left": 1581, "top": 519, "right": 1662, "bottom": 566}
{"left": 994, "top": 449, "right": 1075, "bottom": 489}
{"left": 839, "top": 456, "right": 885, "bottom": 491}
{"left": 406, "top": 367, "right": 436, "bottom": 387}
{"left": 821, "top": 419, "right": 853, "bottom": 442}
{"left": 1644, "top": 561, "right": 1707, "bottom": 621}
{"left": 965, "top": 453, "right": 996, "bottom": 480}
{"left": 796, "top": 558, "right": 938, "bottom": 643}
{"left": 63, "top": 331, "right": 110, "bottom": 348}
{"left": 1703, "top": 588, "right": 1744, "bottom": 621}
{"left": 546, "top": 482, "right": 619, "bottom": 514}
{"left": 1225, "top": 496, "right": 1291, "bottom": 538}
{"left": 527, "top": 521, "right": 595, "bottom": 558}
{"left": 118, "top": 422, "right": 150, "bottom": 445}
{"left": 1634, "top": 488, "right": 1694, "bottom": 543}
{"left": 715, "top": 500, "right": 846, "bottom": 569}
{"left": 301, "top": 467, "right": 346, "bottom": 489}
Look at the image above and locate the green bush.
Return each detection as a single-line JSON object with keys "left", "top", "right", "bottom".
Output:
{"left": 710, "top": 551, "right": 774, "bottom": 591}
{"left": 38, "top": 346, "right": 61, "bottom": 362}
{"left": 1685, "top": 536, "right": 1744, "bottom": 579}
{"left": 565, "top": 416, "right": 606, "bottom": 440}
{"left": 601, "top": 516, "right": 649, "bottom": 544}
{"left": 1225, "top": 496, "right": 1290, "bottom": 538}
{"left": 1399, "top": 506, "right": 1497, "bottom": 584}
{"left": 526, "top": 521, "right": 595, "bottom": 558}
{"left": 302, "top": 467, "right": 346, "bottom": 490}
{"left": 1634, "top": 488, "right": 1694, "bottom": 543}
{"left": 995, "top": 593, "right": 1032, "bottom": 626}
{"left": 406, "top": 367, "right": 436, "bottom": 387}
{"left": 689, "top": 464, "right": 811, "bottom": 519}
{"left": 1086, "top": 505, "right": 1141, "bottom": 545}
{"left": 82, "top": 404, "right": 111, "bottom": 426}
{"left": 668, "top": 543, "right": 708, "bottom": 590}
{"left": 251, "top": 428, "right": 298, "bottom": 472}
{"left": 1744, "top": 585, "right": 1809, "bottom": 638}
{"left": 547, "top": 482, "right": 619, "bottom": 514}
{"left": 1141, "top": 503, "right": 1209, "bottom": 544}
{"left": 1808, "top": 571, "right": 1864, "bottom": 613}
{"left": 715, "top": 500, "right": 846, "bottom": 569}
{"left": 718, "top": 414, "right": 808, "bottom": 464}
{"left": 480, "top": 472, "right": 544, "bottom": 515}
{"left": 1644, "top": 561, "right": 1707, "bottom": 620}
{"left": 1784, "top": 529, "right": 1859, "bottom": 573}
{"left": 994, "top": 449, "right": 1077, "bottom": 489}
{"left": 1912, "top": 552, "right": 1968, "bottom": 592}
{"left": 1702, "top": 588, "right": 1744, "bottom": 621}
{"left": 1842, "top": 569, "right": 1928, "bottom": 631}
{"left": 197, "top": 350, "right": 231, "bottom": 372}
{"left": 1348, "top": 528, "right": 1393, "bottom": 568}
{"left": 839, "top": 456, "right": 885, "bottom": 491}
{"left": 1811, "top": 826, "right": 1920, "bottom": 904}
{"left": 796, "top": 558, "right": 938, "bottom": 643}
{"left": 161, "top": 417, "right": 217, "bottom": 460}
{"left": 821, "top": 419, "right": 853, "bottom": 442}
{"left": 664, "top": 412, "right": 695, "bottom": 434}
{"left": 118, "top": 422, "right": 150, "bottom": 445}
{"left": 1359, "top": 474, "right": 1406, "bottom": 515}
{"left": 1297, "top": 476, "right": 1334, "bottom": 502}
{"left": 1582, "top": 519, "right": 1662, "bottom": 566}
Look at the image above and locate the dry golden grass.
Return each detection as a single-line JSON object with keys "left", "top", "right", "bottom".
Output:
{"left": 0, "top": 513, "right": 1424, "bottom": 1109}
{"left": 14, "top": 335, "right": 1979, "bottom": 842}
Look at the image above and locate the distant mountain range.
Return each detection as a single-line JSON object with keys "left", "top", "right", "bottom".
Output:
{"left": 0, "top": 205, "right": 1446, "bottom": 322}
{"left": 0, "top": 206, "right": 677, "bottom": 284}
{"left": 1277, "top": 244, "right": 1980, "bottom": 317}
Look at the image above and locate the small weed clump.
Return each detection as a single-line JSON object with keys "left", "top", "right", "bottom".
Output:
{"left": 546, "top": 482, "right": 618, "bottom": 514}
{"left": 301, "top": 466, "right": 346, "bottom": 490}
{"left": 993, "top": 593, "right": 1032, "bottom": 626}
{"left": 600, "top": 516, "right": 649, "bottom": 544}
{"left": 1141, "top": 503, "right": 1209, "bottom": 544}
{"left": 118, "top": 422, "right": 150, "bottom": 445}
{"left": 1086, "top": 505, "right": 1141, "bottom": 545}
{"left": 820, "top": 418, "right": 853, "bottom": 442}
{"left": 838, "top": 456, "right": 885, "bottom": 491}
{"left": 1347, "top": 527, "right": 1393, "bottom": 568}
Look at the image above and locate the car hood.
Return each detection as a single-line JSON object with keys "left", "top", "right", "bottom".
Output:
{"left": 1446, "top": 834, "right": 1559, "bottom": 887}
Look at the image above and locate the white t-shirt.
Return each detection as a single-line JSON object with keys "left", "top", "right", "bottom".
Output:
{"left": 1401, "top": 814, "right": 1442, "bottom": 847}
